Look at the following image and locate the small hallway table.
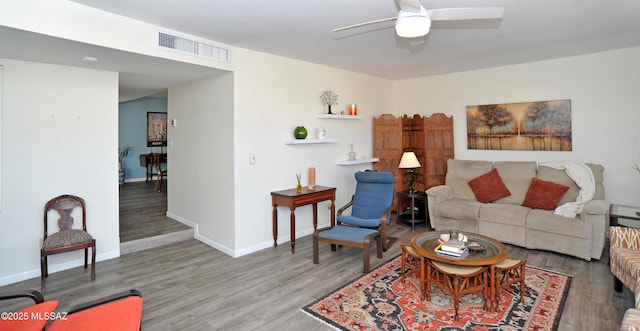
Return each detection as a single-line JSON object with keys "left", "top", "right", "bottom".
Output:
{"left": 271, "top": 185, "right": 336, "bottom": 253}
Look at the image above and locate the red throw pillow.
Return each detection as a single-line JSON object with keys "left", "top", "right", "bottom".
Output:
{"left": 522, "top": 177, "right": 570, "bottom": 210}
{"left": 467, "top": 168, "right": 511, "bottom": 203}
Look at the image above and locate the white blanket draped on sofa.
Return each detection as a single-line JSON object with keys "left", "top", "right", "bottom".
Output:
{"left": 538, "top": 161, "right": 595, "bottom": 218}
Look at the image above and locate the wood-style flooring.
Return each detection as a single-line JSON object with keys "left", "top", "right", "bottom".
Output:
{"left": 1, "top": 185, "right": 634, "bottom": 330}
{"left": 119, "top": 180, "right": 190, "bottom": 242}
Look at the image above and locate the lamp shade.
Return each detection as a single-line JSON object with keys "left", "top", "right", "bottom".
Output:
{"left": 399, "top": 152, "right": 421, "bottom": 169}
{"left": 395, "top": 10, "right": 431, "bottom": 38}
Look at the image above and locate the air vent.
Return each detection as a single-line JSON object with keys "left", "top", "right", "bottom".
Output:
{"left": 158, "top": 32, "right": 229, "bottom": 63}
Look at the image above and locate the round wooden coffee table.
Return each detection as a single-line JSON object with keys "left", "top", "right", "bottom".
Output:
{"left": 411, "top": 230, "right": 508, "bottom": 312}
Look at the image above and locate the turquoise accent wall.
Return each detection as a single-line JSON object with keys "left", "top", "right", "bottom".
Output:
{"left": 119, "top": 97, "right": 167, "bottom": 182}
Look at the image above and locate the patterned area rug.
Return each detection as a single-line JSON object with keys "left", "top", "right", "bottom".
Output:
{"left": 302, "top": 255, "right": 571, "bottom": 331}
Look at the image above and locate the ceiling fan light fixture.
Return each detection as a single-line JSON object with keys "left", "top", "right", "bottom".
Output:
{"left": 395, "top": 9, "right": 431, "bottom": 38}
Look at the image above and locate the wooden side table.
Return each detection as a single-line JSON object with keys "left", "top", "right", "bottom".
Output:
{"left": 610, "top": 204, "right": 640, "bottom": 227}
{"left": 271, "top": 186, "right": 336, "bottom": 253}
{"left": 396, "top": 190, "right": 429, "bottom": 230}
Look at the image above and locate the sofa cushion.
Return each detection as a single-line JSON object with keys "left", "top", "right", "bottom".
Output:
{"left": 478, "top": 203, "right": 529, "bottom": 226}
{"left": 467, "top": 168, "right": 511, "bottom": 203}
{"left": 586, "top": 163, "right": 605, "bottom": 200}
{"left": 435, "top": 199, "right": 482, "bottom": 221}
{"left": 525, "top": 209, "right": 590, "bottom": 239}
{"left": 522, "top": 178, "right": 570, "bottom": 210}
{"left": 445, "top": 159, "right": 494, "bottom": 200}
{"left": 493, "top": 161, "right": 538, "bottom": 205}
{"left": 536, "top": 166, "right": 581, "bottom": 205}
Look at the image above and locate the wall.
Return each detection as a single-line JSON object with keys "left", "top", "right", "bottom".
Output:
{"left": 393, "top": 46, "right": 640, "bottom": 206}
{"left": 0, "top": 58, "right": 119, "bottom": 285}
{"left": 230, "top": 48, "right": 393, "bottom": 256}
{"left": 166, "top": 73, "right": 236, "bottom": 253}
{"left": 163, "top": 49, "right": 393, "bottom": 257}
{"left": 119, "top": 97, "right": 168, "bottom": 181}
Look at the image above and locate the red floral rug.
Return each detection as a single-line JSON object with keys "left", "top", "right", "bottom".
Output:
{"left": 302, "top": 255, "right": 571, "bottom": 330}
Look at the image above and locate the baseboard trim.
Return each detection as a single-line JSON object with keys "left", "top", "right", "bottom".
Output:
{"left": 0, "top": 250, "right": 120, "bottom": 287}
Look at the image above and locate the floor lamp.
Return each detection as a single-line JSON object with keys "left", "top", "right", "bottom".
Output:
{"left": 399, "top": 152, "right": 421, "bottom": 193}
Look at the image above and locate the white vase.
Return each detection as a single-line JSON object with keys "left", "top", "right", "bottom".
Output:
{"left": 317, "top": 128, "right": 326, "bottom": 139}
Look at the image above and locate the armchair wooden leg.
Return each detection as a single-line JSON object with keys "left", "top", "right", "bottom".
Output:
{"left": 91, "top": 241, "right": 96, "bottom": 280}
{"left": 41, "top": 254, "right": 46, "bottom": 292}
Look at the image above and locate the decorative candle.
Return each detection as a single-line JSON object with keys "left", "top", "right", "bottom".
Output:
{"left": 349, "top": 104, "right": 357, "bottom": 115}
{"left": 308, "top": 167, "right": 316, "bottom": 191}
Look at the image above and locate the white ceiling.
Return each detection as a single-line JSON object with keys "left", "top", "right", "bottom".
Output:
{"left": 3, "top": 0, "right": 640, "bottom": 100}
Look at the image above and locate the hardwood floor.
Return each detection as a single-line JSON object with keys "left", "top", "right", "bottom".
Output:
{"left": 119, "top": 180, "right": 190, "bottom": 243}
{"left": 2, "top": 216, "right": 634, "bottom": 330}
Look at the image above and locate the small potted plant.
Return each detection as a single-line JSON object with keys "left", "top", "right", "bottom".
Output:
{"left": 118, "top": 145, "right": 132, "bottom": 185}
{"left": 320, "top": 90, "right": 339, "bottom": 114}
{"left": 118, "top": 145, "right": 132, "bottom": 170}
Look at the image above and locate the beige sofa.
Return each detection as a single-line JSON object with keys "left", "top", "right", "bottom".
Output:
{"left": 426, "top": 159, "right": 609, "bottom": 261}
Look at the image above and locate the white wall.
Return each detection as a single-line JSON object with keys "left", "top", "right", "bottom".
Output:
{"left": 166, "top": 73, "right": 236, "bottom": 253}
{"left": 0, "top": 58, "right": 119, "bottom": 285}
{"left": 230, "top": 48, "right": 393, "bottom": 256}
{"left": 164, "top": 48, "right": 393, "bottom": 257}
{"left": 393, "top": 46, "right": 640, "bottom": 205}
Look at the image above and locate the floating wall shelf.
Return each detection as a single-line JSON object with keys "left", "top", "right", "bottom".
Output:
{"left": 285, "top": 138, "right": 338, "bottom": 145}
{"left": 316, "top": 114, "right": 362, "bottom": 120}
{"left": 336, "top": 158, "right": 379, "bottom": 165}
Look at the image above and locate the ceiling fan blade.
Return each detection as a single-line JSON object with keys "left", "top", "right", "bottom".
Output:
{"left": 333, "top": 17, "right": 397, "bottom": 32}
{"left": 397, "top": 0, "right": 422, "bottom": 13}
{"left": 427, "top": 7, "right": 505, "bottom": 21}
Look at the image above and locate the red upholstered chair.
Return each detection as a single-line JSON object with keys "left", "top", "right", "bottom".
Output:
{"left": 0, "top": 290, "right": 59, "bottom": 331}
{"left": 0, "top": 289, "right": 143, "bottom": 331}
{"left": 47, "top": 289, "right": 143, "bottom": 331}
{"left": 41, "top": 194, "right": 96, "bottom": 292}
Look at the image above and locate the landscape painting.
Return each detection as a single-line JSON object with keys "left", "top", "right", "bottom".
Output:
{"left": 466, "top": 99, "right": 572, "bottom": 151}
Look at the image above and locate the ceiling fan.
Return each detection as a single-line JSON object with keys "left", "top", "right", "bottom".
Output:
{"left": 333, "top": 0, "right": 504, "bottom": 38}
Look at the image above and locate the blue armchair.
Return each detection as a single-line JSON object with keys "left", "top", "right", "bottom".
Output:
{"left": 337, "top": 171, "right": 396, "bottom": 251}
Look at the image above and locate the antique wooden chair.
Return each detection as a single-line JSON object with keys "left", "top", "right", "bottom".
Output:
{"left": 154, "top": 153, "right": 167, "bottom": 192}
{"left": 337, "top": 171, "right": 396, "bottom": 251}
{"left": 41, "top": 194, "right": 96, "bottom": 292}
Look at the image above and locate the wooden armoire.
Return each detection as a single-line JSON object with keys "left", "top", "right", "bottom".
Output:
{"left": 373, "top": 113, "right": 454, "bottom": 194}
